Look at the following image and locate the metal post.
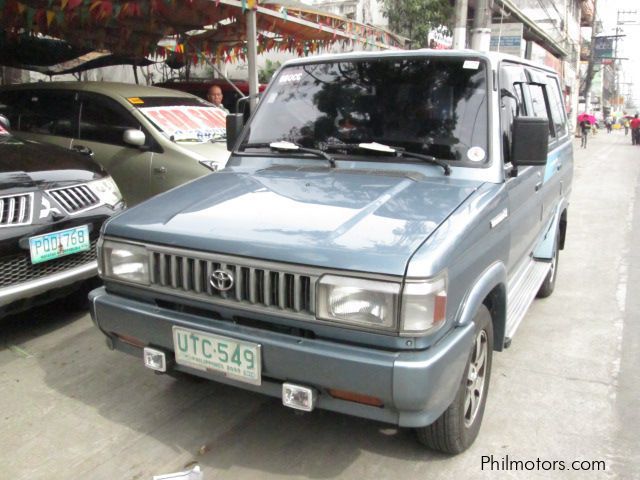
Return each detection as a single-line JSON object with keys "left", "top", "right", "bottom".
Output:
{"left": 246, "top": 9, "right": 259, "bottom": 111}
{"left": 471, "top": 0, "right": 492, "bottom": 51}
{"left": 453, "top": 0, "right": 469, "bottom": 50}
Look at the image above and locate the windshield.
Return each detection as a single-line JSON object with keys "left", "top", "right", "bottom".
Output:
{"left": 134, "top": 96, "right": 226, "bottom": 142}
{"left": 242, "top": 57, "right": 489, "bottom": 166}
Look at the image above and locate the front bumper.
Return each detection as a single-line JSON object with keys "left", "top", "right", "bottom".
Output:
{"left": 90, "top": 287, "right": 474, "bottom": 427}
{"left": 0, "top": 261, "right": 97, "bottom": 307}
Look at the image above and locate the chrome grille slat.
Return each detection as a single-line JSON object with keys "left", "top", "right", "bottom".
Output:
{"left": 0, "top": 193, "right": 34, "bottom": 227}
{"left": 47, "top": 185, "right": 100, "bottom": 214}
{"left": 148, "top": 249, "right": 317, "bottom": 316}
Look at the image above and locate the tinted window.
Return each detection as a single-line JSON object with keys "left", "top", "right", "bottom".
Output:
{"left": 243, "top": 58, "right": 490, "bottom": 166}
{"left": 528, "top": 84, "right": 554, "bottom": 140}
{"left": 79, "top": 94, "right": 139, "bottom": 146}
{"left": 0, "top": 90, "right": 77, "bottom": 137}
{"left": 546, "top": 77, "right": 567, "bottom": 138}
{"left": 499, "top": 64, "right": 527, "bottom": 164}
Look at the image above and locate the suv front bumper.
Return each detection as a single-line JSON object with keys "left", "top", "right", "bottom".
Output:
{"left": 90, "top": 287, "right": 474, "bottom": 428}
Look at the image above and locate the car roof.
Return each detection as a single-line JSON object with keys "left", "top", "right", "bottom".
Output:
{"left": 0, "top": 81, "right": 197, "bottom": 100}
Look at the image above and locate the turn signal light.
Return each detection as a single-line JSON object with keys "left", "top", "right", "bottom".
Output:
{"left": 327, "top": 389, "right": 384, "bottom": 407}
{"left": 114, "top": 333, "right": 146, "bottom": 348}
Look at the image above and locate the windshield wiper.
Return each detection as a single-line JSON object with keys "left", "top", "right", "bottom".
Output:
{"left": 243, "top": 141, "right": 336, "bottom": 168}
{"left": 325, "top": 142, "right": 451, "bottom": 176}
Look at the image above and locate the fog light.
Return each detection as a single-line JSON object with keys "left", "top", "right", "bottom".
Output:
{"left": 282, "top": 383, "right": 317, "bottom": 412}
{"left": 144, "top": 347, "right": 167, "bottom": 372}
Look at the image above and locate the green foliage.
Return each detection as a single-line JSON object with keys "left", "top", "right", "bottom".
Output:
{"left": 382, "top": 0, "right": 453, "bottom": 48}
{"left": 259, "top": 59, "right": 282, "bottom": 83}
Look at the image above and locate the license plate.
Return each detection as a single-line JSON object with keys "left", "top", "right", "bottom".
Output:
{"left": 29, "top": 225, "right": 90, "bottom": 264}
{"left": 172, "top": 326, "right": 261, "bottom": 385}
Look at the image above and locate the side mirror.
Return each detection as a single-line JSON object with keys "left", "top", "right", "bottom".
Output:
{"left": 123, "top": 129, "right": 146, "bottom": 147}
{"left": 512, "top": 116, "right": 549, "bottom": 166}
{"left": 0, "top": 114, "right": 10, "bottom": 130}
{"left": 226, "top": 114, "right": 245, "bottom": 151}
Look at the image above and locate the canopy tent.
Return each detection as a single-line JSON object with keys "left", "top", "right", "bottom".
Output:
{"left": 0, "top": 1, "right": 405, "bottom": 79}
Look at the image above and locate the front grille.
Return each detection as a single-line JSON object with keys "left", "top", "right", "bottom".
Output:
{"left": 0, "top": 193, "right": 33, "bottom": 227}
{"left": 0, "top": 238, "right": 97, "bottom": 287}
{"left": 47, "top": 185, "right": 100, "bottom": 214}
{"left": 149, "top": 249, "right": 317, "bottom": 317}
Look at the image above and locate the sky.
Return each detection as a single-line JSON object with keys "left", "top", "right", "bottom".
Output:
{"left": 600, "top": 0, "right": 640, "bottom": 106}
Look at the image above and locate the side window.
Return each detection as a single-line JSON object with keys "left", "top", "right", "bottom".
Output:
{"left": 499, "top": 64, "right": 527, "bottom": 165}
{"left": 79, "top": 94, "right": 140, "bottom": 147}
{"left": 527, "top": 84, "right": 554, "bottom": 142}
{"left": 0, "top": 90, "right": 78, "bottom": 137}
{"left": 546, "top": 77, "right": 568, "bottom": 138}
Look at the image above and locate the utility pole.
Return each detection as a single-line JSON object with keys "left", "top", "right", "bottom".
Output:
{"left": 583, "top": 0, "right": 598, "bottom": 112}
{"left": 471, "top": 0, "right": 492, "bottom": 51}
{"left": 453, "top": 0, "right": 469, "bottom": 50}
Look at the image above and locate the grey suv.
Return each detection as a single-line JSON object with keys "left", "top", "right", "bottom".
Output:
{"left": 0, "top": 82, "right": 229, "bottom": 206}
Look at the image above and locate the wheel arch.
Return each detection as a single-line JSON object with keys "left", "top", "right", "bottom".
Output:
{"left": 455, "top": 261, "right": 507, "bottom": 352}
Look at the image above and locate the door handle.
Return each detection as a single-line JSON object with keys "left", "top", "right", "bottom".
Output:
{"left": 557, "top": 162, "right": 562, "bottom": 171}
{"left": 153, "top": 166, "right": 167, "bottom": 174}
{"left": 535, "top": 181, "right": 542, "bottom": 192}
{"left": 71, "top": 145, "right": 93, "bottom": 157}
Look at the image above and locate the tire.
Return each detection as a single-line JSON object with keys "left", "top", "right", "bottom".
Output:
{"left": 536, "top": 234, "right": 559, "bottom": 298}
{"left": 416, "top": 305, "right": 493, "bottom": 454}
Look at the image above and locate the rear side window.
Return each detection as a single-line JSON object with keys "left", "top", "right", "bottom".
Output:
{"left": 79, "top": 94, "right": 140, "bottom": 147}
{"left": 0, "top": 90, "right": 78, "bottom": 137}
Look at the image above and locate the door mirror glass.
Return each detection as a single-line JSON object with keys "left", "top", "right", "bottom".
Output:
{"left": 123, "top": 129, "right": 146, "bottom": 147}
{"left": 512, "top": 116, "right": 549, "bottom": 166}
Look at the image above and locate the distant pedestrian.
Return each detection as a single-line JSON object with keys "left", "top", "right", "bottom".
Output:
{"left": 631, "top": 114, "right": 640, "bottom": 145}
{"left": 605, "top": 117, "right": 612, "bottom": 133}
{"left": 580, "top": 119, "right": 591, "bottom": 148}
{"left": 624, "top": 119, "right": 630, "bottom": 136}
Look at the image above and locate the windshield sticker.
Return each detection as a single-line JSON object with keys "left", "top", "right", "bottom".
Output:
{"left": 278, "top": 71, "right": 303, "bottom": 84}
{"left": 467, "top": 146, "right": 486, "bottom": 162}
{"left": 139, "top": 106, "right": 226, "bottom": 141}
{"left": 463, "top": 60, "right": 480, "bottom": 70}
{"left": 267, "top": 92, "right": 278, "bottom": 104}
{"left": 127, "top": 97, "right": 145, "bottom": 105}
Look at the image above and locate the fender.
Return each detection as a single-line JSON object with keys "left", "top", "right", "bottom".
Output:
{"left": 533, "top": 200, "right": 568, "bottom": 260}
{"left": 455, "top": 261, "right": 507, "bottom": 349}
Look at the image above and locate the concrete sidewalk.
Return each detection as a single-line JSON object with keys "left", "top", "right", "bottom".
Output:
{"left": 1, "top": 130, "right": 639, "bottom": 479}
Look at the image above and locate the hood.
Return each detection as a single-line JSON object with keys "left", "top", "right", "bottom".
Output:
{"left": 170, "top": 138, "right": 229, "bottom": 164}
{"left": 106, "top": 166, "right": 481, "bottom": 275}
{"left": 0, "top": 135, "right": 103, "bottom": 189}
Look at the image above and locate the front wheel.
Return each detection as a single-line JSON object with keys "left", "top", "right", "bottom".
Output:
{"left": 416, "top": 305, "right": 493, "bottom": 454}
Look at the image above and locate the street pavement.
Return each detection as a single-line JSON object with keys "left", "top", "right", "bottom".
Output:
{"left": 1, "top": 129, "right": 639, "bottom": 479}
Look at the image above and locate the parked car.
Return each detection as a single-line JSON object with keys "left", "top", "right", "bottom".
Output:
{"left": 0, "top": 116, "right": 124, "bottom": 317}
{"left": 0, "top": 82, "right": 229, "bottom": 206}
{"left": 154, "top": 79, "right": 267, "bottom": 113}
{"left": 89, "top": 50, "right": 573, "bottom": 453}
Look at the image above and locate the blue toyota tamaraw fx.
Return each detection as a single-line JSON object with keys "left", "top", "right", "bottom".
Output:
{"left": 90, "top": 50, "right": 573, "bottom": 453}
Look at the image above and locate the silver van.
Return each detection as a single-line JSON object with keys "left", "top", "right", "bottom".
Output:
{"left": 90, "top": 50, "right": 573, "bottom": 453}
{"left": 0, "top": 82, "right": 229, "bottom": 206}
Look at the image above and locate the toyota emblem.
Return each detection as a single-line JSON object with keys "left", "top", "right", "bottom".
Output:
{"left": 210, "top": 269, "right": 235, "bottom": 292}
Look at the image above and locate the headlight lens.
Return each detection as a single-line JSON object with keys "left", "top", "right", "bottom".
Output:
{"left": 400, "top": 274, "right": 447, "bottom": 334}
{"left": 88, "top": 177, "right": 123, "bottom": 207}
{"left": 101, "top": 240, "right": 149, "bottom": 284}
{"left": 317, "top": 275, "right": 400, "bottom": 329}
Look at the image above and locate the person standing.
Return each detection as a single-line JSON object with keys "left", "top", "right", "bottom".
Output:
{"left": 206, "top": 85, "right": 230, "bottom": 114}
{"left": 624, "top": 118, "right": 630, "bottom": 136}
{"left": 630, "top": 114, "right": 640, "bottom": 145}
{"left": 580, "top": 118, "right": 591, "bottom": 148}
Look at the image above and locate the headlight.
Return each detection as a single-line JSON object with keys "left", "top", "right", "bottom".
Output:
{"left": 101, "top": 239, "right": 149, "bottom": 285}
{"left": 317, "top": 275, "right": 400, "bottom": 330}
{"left": 400, "top": 273, "right": 447, "bottom": 334}
{"left": 88, "top": 176, "right": 123, "bottom": 207}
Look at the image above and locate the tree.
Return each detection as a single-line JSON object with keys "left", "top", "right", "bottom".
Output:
{"left": 382, "top": 0, "right": 453, "bottom": 48}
